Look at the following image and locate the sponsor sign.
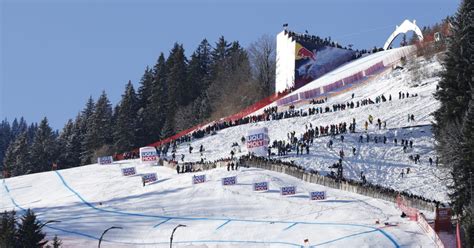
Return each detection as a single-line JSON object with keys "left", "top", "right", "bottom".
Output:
{"left": 246, "top": 127, "right": 270, "bottom": 157}
{"left": 140, "top": 147, "right": 158, "bottom": 163}
{"left": 309, "top": 191, "right": 326, "bottom": 200}
{"left": 121, "top": 167, "right": 136, "bottom": 176}
{"left": 142, "top": 173, "right": 157, "bottom": 184}
{"left": 98, "top": 156, "right": 113, "bottom": 165}
{"left": 192, "top": 175, "right": 206, "bottom": 184}
{"left": 253, "top": 182, "right": 269, "bottom": 191}
{"left": 294, "top": 40, "right": 356, "bottom": 89}
{"left": 222, "top": 176, "right": 237, "bottom": 186}
{"left": 280, "top": 186, "right": 296, "bottom": 196}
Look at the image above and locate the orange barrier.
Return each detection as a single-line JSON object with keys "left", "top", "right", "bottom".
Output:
{"left": 456, "top": 222, "right": 462, "bottom": 248}
{"left": 396, "top": 194, "right": 419, "bottom": 221}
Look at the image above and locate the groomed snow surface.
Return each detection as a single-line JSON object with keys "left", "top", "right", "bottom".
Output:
{"left": 1, "top": 54, "right": 447, "bottom": 247}
{"left": 3, "top": 162, "right": 435, "bottom": 247}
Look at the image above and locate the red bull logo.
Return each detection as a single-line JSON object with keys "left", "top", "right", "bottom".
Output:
{"left": 295, "top": 42, "right": 315, "bottom": 60}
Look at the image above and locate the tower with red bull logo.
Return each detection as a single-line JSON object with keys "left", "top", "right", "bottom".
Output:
{"left": 275, "top": 29, "right": 357, "bottom": 93}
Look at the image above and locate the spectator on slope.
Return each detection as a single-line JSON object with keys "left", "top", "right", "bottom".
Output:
{"left": 365, "top": 121, "right": 369, "bottom": 131}
{"left": 377, "top": 119, "right": 382, "bottom": 130}
{"left": 394, "top": 138, "right": 398, "bottom": 145}
{"left": 339, "top": 149, "right": 345, "bottom": 159}
{"left": 189, "top": 145, "right": 193, "bottom": 154}
{"left": 368, "top": 115, "right": 374, "bottom": 124}
{"left": 181, "top": 154, "right": 185, "bottom": 162}
{"left": 383, "top": 136, "right": 387, "bottom": 144}
{"left": 406, "top": 167, "right": 410, "bottom": 174}
{"left": 408, "top": 114, "right": 411, "bottom": 123}
{"left": 328, "top": 140, "right": 333, "bottom": 149}
{"left": 200, "top": 144, "right": 204, "bottom": 156}
{"left": 435, "top": 156, "right": 439, "bottom": 166}
{"left": 359, "top": 135, "right": 363, "bottom": 143}
{"left": 384, "top": 121, "right": 387, "bottom": 129}
{"left": 400, "top": 169, "right": 405, "bottom": 178}
{"left": 176, "top": 164, "right": 181, "bottom": 174}
{"left": 409, "top": 140, "right": 413, "bottom": 149}
{"left": 410, "top": 114, "right": 415, "bottom": 122}
{"left": 352, "top": 147, "right": 356, "bottom": 155}
{"left": 366, "top": 134, "right": 370, "bottom": 143}
{"left": 341, "top": 135, "right": 344, "bottom": 143}
{"left": 306, "top": 145, "right": 310, "bottom": 154}
{"left": 389, "top": 95, "right": 392, "bottom": 101}
{"left": 268, "top": 147, "right": 272, "bottom": 157}
{"left": 230, "top": 150, "right": 235, "bottom": 159}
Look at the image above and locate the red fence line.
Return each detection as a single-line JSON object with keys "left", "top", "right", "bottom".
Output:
{"left": 456, "top": 222, "right": 462, "bottom": 248}
{"left": 116, "top": 91, "right": 289, "bottom": 158}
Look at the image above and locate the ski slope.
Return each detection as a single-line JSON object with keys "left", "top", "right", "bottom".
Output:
{"left": 172, "top": 55, "right": 449, "bottom": 203}
{"left": 0, "top": 53, "right": 447, "bottom": 247}
{"left": 2, "top": 160, "right": 435, "bottom": 247}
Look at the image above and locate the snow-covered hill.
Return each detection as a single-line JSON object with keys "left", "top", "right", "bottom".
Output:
{"left": 1, "top": 53, "right": 447, "bottom": 247}
{"left": 2, "top": 161, "right": 435, "bottom": 247}
{"left": 173, "top": 54, "right": 449, "bottom": 202}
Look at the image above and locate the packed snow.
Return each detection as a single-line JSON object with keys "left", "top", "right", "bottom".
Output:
{"left": 2, "top": 161, "right": 435, "bottom": 247}
{"left": 173, "top": 54, "right": 449, "bottom": 203}
{"left": 1, "top": 52, "right": 447, "bottom": 247}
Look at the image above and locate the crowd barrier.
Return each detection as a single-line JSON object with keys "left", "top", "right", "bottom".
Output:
{"left": 418, "top": 212, "right": 445, "bottom": 248}
{"left": 456, "top": 222, "right": 462, "bottom": 248}
{"left": 240, "top": 157, "right": 437, "bottom": 212}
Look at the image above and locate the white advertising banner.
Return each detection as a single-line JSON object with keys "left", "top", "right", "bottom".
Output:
{"left": 246, "top": 127, "right": 270, "bottom": 157}
{"left": 139, "top": 146, "right": 158, "bottom": 164}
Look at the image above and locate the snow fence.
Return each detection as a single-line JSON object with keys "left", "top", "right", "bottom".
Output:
{"left": 240, "top": 156, "right": 437, "bottom": 212}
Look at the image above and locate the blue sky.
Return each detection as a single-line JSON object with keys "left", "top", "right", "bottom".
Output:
{"left": 1, "top": 0, "right": 459, "bottom": 129}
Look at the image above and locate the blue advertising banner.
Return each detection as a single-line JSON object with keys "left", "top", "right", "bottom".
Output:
{"left": 142, "top": 173, "right": 157, "bottom": 184}
{"left": 121, "top": 167, "right": 136, "bottom": 176}
{"left": 192, "top": 175, "right": 206, "bottom": 184}
{"left": 309, "top": 191, "right": 326, "bottom": 200}
{"left": 280, "top": 186, "right": 296, "bottom": 196}
{"left": 222, "top": 176, "right": 237, "bottom": 186}
{"left": 253, "top": 182, "right": 269, "bottom": 191}
{"left": 98, "top": 156, "right": 113, "bottom": 165}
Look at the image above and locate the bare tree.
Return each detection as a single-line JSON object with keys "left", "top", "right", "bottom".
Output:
{"left": 247, "top": 34, "right": 276, "bottom": 96}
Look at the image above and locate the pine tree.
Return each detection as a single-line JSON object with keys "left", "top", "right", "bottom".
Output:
{"left": 26, "top": 123, "right": 38, "bottom": 145}
{"left": 142, "top": 53, "right": 168, "bottom": 144}
{"left": 137, "top": 67, "right": 154, "bottom": 111}
{"left": 136, "top": 67, "right": 155, "bottom": 146}
{"left": 114, "top": 81, "right": 138, "bottom": 152}
{"left": 17, "top": 209, "right": 47, "bottom": 248}
{"left": 51, "top": 235, "right": 62, "bottom": 248}
{"left": 0, "top": 210, "right": 17, "bottom": 248}
{"left": 0, "top": 120, "right": 12, "bottom": 172}
{"left": 167, "top": 43, "right": 188, "bottom": 106}
{"left": 10, "top": 118, "right": 27, "bottom": 141}
{"left": 84, "top": 91, "right": 113, "bottom": 152}
{"left": 3, "top": 131, "right": 31, "bottom": 176}
{"left": 433, "top": 0, "right": 474, "bottom": 245}
{"left": 57, "top": 118, "right": 81, "bottom": 168}
{"left": 187, "top": 39, "right": 212, "bottom": 102}
{"left": 78, "top": 97, "right": 95, "bottom": 165}
{"left": 29, "top": 118, "right": 57, "bottom": 173}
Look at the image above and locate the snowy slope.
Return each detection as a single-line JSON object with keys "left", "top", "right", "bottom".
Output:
{"left": 0, "top": 54, "right": 447, "bottom": 248}
{"left": 171, "top": 55, "right": 449, "bottom": 202}
{"left": 2, "top": 161, "right": 435, "bottom": 247}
